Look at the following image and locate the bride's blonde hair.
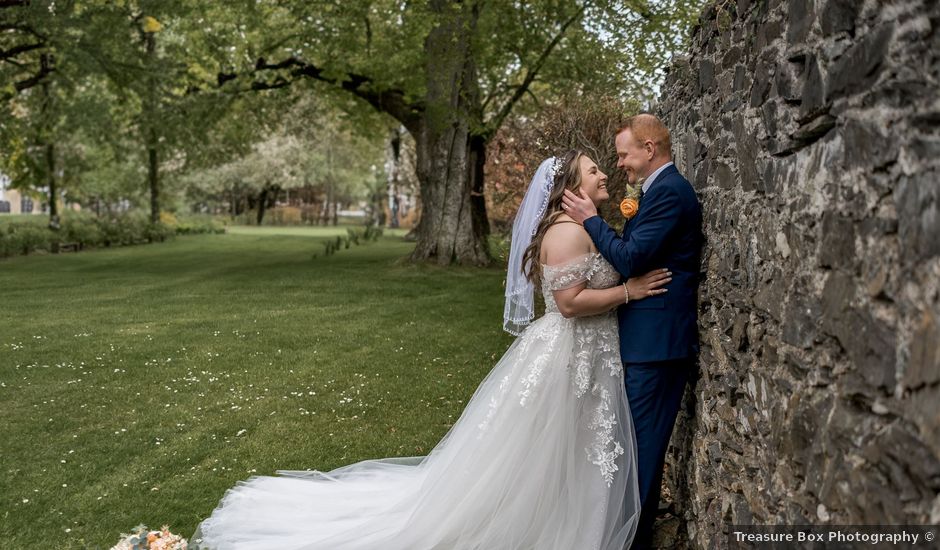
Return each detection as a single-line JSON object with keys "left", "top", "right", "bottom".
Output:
{"left": 521, "top": 149, "right": 588, "bottom": 286}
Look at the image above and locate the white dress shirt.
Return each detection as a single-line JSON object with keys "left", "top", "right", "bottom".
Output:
{"left": 641, "top": 161, "right": 675, "bottom": 194}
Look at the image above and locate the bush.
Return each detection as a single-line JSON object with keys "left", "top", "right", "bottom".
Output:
{"left": 95, "top": 216, "right": 123, "bottom": 246}
{"left": 145, "top": 222, "right": 176, "bottom": 242}
{"left": 363, "top": 225, "right": 383, "bottom": 241}
{"left": 0, "top": 225, "right": 9, "bottom": 258}
{"left": 62, "top": 216, "right": 104, "bottom": 248}
{"left": 159, "top": 211, "right": 179, "bottom": 227}
{"left": 175, "top": 214, "right": 225, "bottom": 235}
{"left": 0, "top": 211, "right": 229, "bottom": 260}
{"left": 55, "top": 212, "right": 153, "bottom": 249}
{"left": 6, "top": 224, "right": 53, "bottom": 255}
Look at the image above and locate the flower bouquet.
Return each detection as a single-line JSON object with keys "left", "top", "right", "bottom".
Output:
{"left": 110, "top": 524, "right": 187, "bottom": 550}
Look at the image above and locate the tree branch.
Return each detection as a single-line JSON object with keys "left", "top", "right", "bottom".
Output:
{"left": 3, "top": 56, "right": 27, "bottom": 68}
{"left": 483, "top": 5, "right": 585, "bottom": 137}
{"left": 13, "top": 60, "right": 52, "bottom": 92}
{"left": 218, "top": 56, "right": 424, "bottom": 133}
{"left": 1, "top": 40, "right": 44, "bottom": 61}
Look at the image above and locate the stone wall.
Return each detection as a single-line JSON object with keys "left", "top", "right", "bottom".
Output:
{"left": 657, "top": 0, "right": 940, "bottom": 546}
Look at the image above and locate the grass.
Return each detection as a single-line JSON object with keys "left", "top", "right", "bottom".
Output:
{"left": 0, "top": 226, "right": 514, "bottom": 549}
{"left": 223, "top": 224, "right": 409, "bottom": 239}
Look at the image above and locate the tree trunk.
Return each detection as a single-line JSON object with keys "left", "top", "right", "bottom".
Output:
{"left": 147, "top": 145, "right": 158, "bottom": 223}
{"left": 387, "top": 127, "right": 403, "bottom": 228}
{"left": 236, "top": 186, "right": 246, "bottom": 216}
{"left": 144, "top": 29, "right": 160, "bottom": 224}
{"left": 230, "top": 184, "right": 237, "bottom": 219}
{"left": 269, "top": 185, "right": 281, "bottom": 209}
{"left": 45, "top": 142, "right": 57, "bottom": 220}
{"left": 323, "top": 184, "right": 333, "bottom": 226}
{"left": 256, "top": 183, "right": 271, "bottom": 225}
{"left": 39, "top": 61, "right": 59, "bottom": 230}
{"left": 468, "top": 133, "right": 489, "bottom": 241}
{"left": 410, "top": 0, "right": 489, "bottom": 266}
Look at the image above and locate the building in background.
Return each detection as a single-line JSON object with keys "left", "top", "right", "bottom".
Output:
{"left": 0, "top": 172, "right": 35, "bottom": 214}
{"left": 0, "top": 172, "right": 80, "bottom": 215}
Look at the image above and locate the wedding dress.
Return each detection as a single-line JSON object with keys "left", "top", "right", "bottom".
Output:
{"left": 192, "top": 251, "right": 640, "bottom": 550}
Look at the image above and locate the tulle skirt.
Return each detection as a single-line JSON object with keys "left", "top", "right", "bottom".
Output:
{"left": 192, "top": 312, "right": 640, "bottom": 550}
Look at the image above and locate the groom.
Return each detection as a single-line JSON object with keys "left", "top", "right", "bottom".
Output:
{"left": 562, "top": 114, "right": 702, "bottom": 549}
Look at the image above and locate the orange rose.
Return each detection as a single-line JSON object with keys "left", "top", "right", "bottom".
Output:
{"left": 620, "top": 197, "right": 639, "bottom": 219}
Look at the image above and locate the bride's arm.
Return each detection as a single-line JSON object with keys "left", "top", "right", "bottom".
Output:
{"left": 542, "top": 223, "right": 671, "bottom": 319}
{"left": 552, "top": 270, "right": 671, "bottom": 318}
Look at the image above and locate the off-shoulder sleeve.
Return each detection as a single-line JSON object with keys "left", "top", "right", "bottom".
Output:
{"left": 542, "top": 253, "right": 598, "bottom": 291}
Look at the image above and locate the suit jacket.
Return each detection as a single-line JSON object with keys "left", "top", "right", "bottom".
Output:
{"left": 583, "top": 164, "right": 703, "bottom": 363}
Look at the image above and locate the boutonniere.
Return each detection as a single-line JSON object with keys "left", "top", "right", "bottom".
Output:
{"left": 619, "top": 183, "right": 642, "bottom": 220}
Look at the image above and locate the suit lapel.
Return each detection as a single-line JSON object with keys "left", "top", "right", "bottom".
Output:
{"left": 629, "top": 165, "right": 677, "bottom": 231}
{"left": 621, "top": 165, "right": 679, "bottom": 238}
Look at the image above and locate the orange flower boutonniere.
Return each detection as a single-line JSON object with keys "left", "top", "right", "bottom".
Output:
{"left": 620, "top": 197, "right": 639, "bottom": 219}
{"left": 620, "top": 182, "right": 642, "bottom": 220}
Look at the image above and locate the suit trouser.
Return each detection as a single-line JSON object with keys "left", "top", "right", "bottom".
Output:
{"left": 625, "top": 357, "right": 694, "bottom": 550}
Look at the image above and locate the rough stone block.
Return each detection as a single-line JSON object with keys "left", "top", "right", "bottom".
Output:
{"left": 897, "top": 172, "right": 940, "bottom": 264}
{"left": 820, "top": 0, "right": 859, "bottom": 36}
{"left": 904, "top": 309, "right": 940, "bottom": 389}
{"left": 787, "top": 0, "right": 815, "bottom": 44}
{"left": 818, "top": 212, "right": 857, "bottom": 270}
{"left": 827, "top": 23, "right": 894, "bottom": 99}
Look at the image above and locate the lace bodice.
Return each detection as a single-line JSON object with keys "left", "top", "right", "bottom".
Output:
{"left": 541, "top": 252, "right": 621, "bottom": 313}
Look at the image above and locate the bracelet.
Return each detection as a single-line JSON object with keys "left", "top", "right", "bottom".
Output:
{"left": 622, "top": 283, "right": 630, "bottom": 304}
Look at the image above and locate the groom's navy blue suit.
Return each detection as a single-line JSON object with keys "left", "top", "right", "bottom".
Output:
{"left": 583, "top": 162, "right": 702, "bottom": 550}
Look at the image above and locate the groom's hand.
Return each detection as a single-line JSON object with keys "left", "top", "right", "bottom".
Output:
{"left": 561, "top": 189, "right": 598, "bottom": 224}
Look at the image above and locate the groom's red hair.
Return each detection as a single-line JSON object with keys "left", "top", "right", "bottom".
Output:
{"left": 617, "top": 114, "right": 672, "bottom": 157}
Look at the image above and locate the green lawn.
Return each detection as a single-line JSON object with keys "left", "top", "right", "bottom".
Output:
{"left": 0, "top": 227, "right": 513, "bottom": 548}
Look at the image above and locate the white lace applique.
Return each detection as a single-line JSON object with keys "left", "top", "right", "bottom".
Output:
{"left": 516, "top": 319, "right": 560, "bottom": 406}
{"left": 478, "top": 316, "right": 565, "bottom": 436}
{"left": 542, "top": 253, "right": 598, "bottom": 293}
{"left": 604, "top": 356, "right": 622, "bottom": 378}
{"left": 477, "top": 374, "right": 513, "bottom": 436}
{"left": 596, "top": 337, "right": 622, "bottom": 378}
{"left": 585, "top": 383, "right": 625, "bottom": 487}
{"left": 571, "top": 327, "right": 596, "bottom": 398}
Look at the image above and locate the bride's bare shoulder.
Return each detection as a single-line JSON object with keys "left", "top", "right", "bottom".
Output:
{"left": 540, "top": 216, "right": 593, "bottom": 264}
{"left": 543, "top": 214, "right": 590, "bottom": 238}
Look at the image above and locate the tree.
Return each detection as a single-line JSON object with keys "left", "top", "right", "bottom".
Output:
{"left": 2, "top": 1, "right": 248, "bottom": 224}
{"left": 2, "top": 0, "right": 703, "bottom": 262}
{"left": 206, "top": 0, "right": 704, "bottom": 265}
{"left": 180, "top": 91, "right": 386, "bottom": 225}
{"left": 0, "top": 0, "right": 53, "bottom": 98}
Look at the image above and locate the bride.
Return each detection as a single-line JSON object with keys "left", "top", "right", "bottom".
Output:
{"left": 192, "top": 150, "right": 672, "bottom": 550}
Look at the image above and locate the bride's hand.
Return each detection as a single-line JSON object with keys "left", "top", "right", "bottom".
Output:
{"left": 626, "top": 268, "right": 672, "bottom": 301}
